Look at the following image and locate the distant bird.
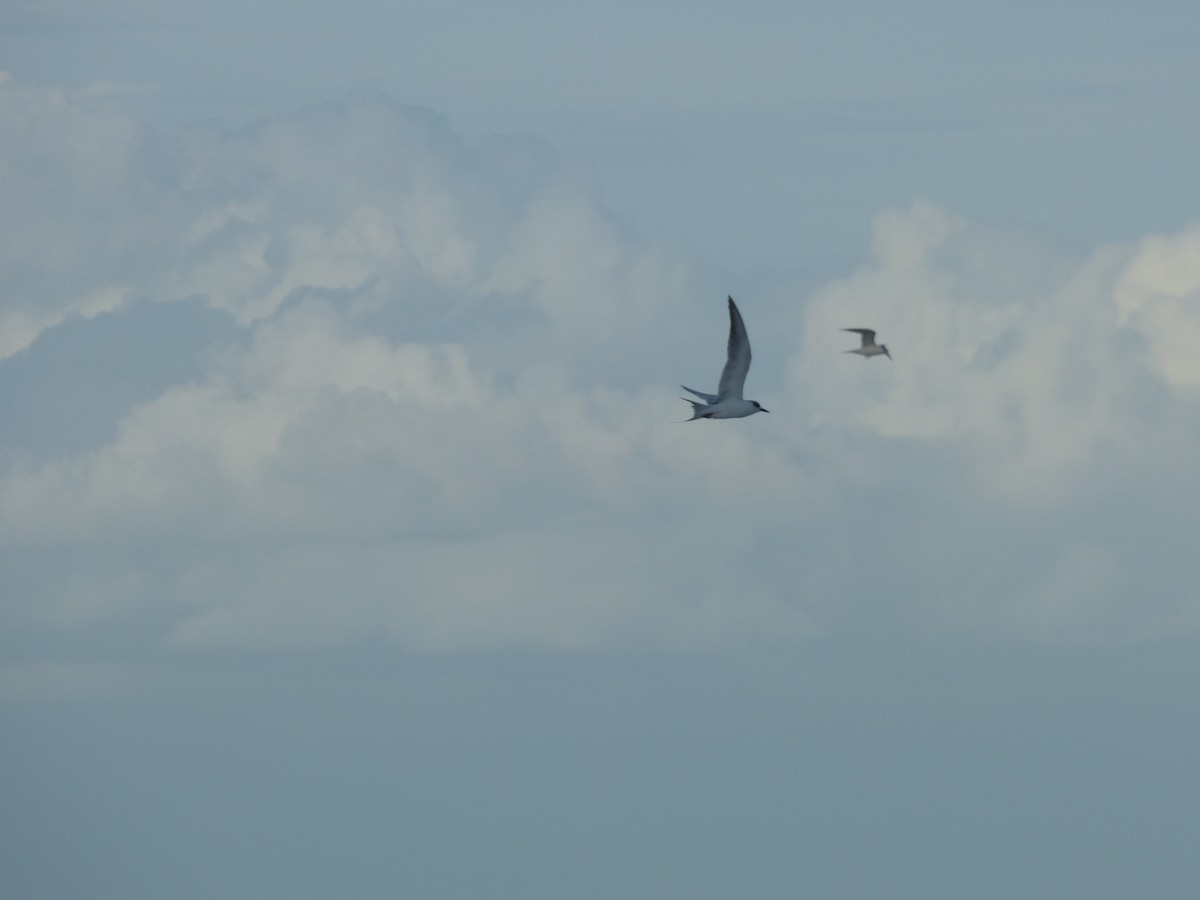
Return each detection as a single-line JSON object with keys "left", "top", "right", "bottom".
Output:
{"left": 681, "top": 296, "right": 769, "bottom": 420}
{"left": 842, "top": 328, "right": 891, "bottom": 360}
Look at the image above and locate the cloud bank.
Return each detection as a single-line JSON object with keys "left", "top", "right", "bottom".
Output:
{"left": 3, "top": 77, "right": 1200, "bottom": 689}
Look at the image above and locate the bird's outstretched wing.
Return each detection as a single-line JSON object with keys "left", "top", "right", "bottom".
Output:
{"left": 718, "top": 296, "right": 752, "bottom": 401}
{"left": 842, "top": 328, "right": 876, "bottom": 347}
{"left": 681, "top": 385, "right": 718, "bottom": 404}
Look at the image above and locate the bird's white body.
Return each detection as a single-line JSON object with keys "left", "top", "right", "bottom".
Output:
{"left": 843, "top": 328, "right": 891, "bottom": 359}
{"left": 680, "top": 390, "right": 764, "bottom": 419}
{"left": 681, "top": 296, "right": 768, "bottom": 420}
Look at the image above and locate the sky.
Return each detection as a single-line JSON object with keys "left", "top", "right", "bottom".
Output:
{"left": 2, "top": 1, "right": 1200, "bottom": 897}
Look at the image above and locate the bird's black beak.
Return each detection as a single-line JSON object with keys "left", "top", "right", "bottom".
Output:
{"left": 762, "top": 407, "right": 770, "bottom": 413}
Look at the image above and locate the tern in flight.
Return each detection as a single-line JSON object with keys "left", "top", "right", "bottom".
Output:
{"left": 842, "top": 328, "right": 891, "bottom": 360}
{"left": 681, "top": 296, "right": 769, "bottom": 420}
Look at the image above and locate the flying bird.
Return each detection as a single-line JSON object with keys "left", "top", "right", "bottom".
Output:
{"left": 842, "top": 328, "right": 891, "bottom": 360}
{"left": 681, "top": 296, "right": 769, "bottom": 420}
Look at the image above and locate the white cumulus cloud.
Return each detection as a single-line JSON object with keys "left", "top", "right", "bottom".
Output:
{"left": 3, "top": 80, "right": 1200, "bottom": 675}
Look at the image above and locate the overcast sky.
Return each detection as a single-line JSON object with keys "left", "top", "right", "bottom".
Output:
{"left": 4, "top": 2, "right": 1200, "bottom": 897}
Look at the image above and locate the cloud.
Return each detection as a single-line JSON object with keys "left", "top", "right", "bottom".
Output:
{"left": 1114, "top": 222, "right": 1200, "bottom": 388}
{"left": 3, "top": 79, "right": 1200, "bottom": 681}
{"left": 0, "top": 77, "right": 156, "bottom": 356}
{"left": 775, "top": 201, "right": 1200, "bottom": 645}
{"left": 161, "top": 525, "right": 816, "bottom": 653}
{"left": 785, "top": 201, "right": 1199, "bottom": 499}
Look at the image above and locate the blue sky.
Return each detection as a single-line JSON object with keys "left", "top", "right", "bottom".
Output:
{"left": 3, "top": 2, "right": 1200, "bottom": 897}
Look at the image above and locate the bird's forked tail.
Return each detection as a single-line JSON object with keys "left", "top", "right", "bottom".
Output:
{"left": 678, "top": 396, "right": 712, "bottom": 421}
